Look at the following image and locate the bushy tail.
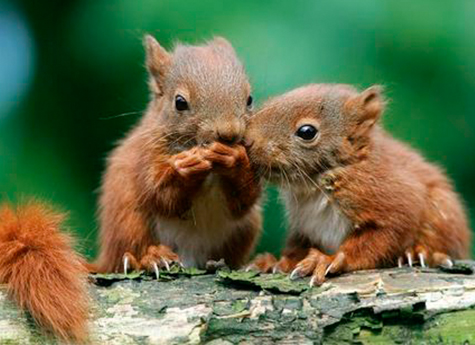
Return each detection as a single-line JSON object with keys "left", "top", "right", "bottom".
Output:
{"left": 0, "top": 202, "right": 89, "bottom": 342}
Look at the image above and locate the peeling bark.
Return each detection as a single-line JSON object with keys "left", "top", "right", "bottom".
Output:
{"left": 1, "top": 262, "right": 475, "bottom": 344}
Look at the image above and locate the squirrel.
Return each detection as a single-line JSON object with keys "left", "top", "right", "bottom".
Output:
{"left": 245, "top": 84, "right": 471, "bottom": 286}
{"left": 96, "top": 35, "right": 262, "bottom": 274}
{"left": 0, "top": 35, "right": 262, "bottom": 342}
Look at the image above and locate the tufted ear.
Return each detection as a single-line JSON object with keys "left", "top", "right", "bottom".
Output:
{"left": 360, "top": 85, "right": 384, "bottom": 120}
{"left": 210, "top": 36, "right": 236, "bottom": 55}
{"left": 144, "top": 35, "right": 171, "bottom": 95}
{"left": 355, "top": 85, "right": 384, "bottom": 124}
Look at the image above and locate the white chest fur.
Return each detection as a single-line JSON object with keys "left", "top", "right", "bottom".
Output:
{"left": 155, "top": 174, "right": 245, "bottom": 268}
{"left": 282, "top": 188, "right": 351, "bottom": 254}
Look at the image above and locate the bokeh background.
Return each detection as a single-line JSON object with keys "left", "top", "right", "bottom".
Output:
{"left": 1, "top": 0, "right": 474, "bottom": 259}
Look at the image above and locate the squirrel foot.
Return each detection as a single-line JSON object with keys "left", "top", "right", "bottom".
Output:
{"left": 140, "top": 245, "right": 181, "bottom": 279}
{"left": 397, "top": 244, "right": 453, "bottom": 268}
{"left": 290, "top": 249, "right": 346, "bottom": 287}
{"left": 122, "top": 245, "right": 181, "bottom": 279}
{"left": 245, "top": 253, "right": 278, "bottom": 272}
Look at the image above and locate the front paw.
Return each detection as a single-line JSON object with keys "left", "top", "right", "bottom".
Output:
{"left": 202, "top": 142, "right": 248, "bottom": 176}
{"left": 171, "top": 147, "right": 212, "bottom": 180}
{"left": 318, "top": 171, "right": 339, "bottom": 192}
{"left": 290, "top": 249, "right": 346, "bottom": 286}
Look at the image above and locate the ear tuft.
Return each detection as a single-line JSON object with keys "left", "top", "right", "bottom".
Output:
{"left": 359, "top": 85, "right": 384, "bottom": 122}
{"left": 144, "top": 35, "right": 171, "bottom": 95}
{"left": 210, "top": 36, "right": 236, "bottom": 55}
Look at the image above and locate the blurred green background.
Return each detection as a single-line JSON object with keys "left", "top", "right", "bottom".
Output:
{"left": 1, "top": 0, "right": 474, "bottom": 259}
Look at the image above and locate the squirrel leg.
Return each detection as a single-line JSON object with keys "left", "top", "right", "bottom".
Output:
{"left": 202, "top": 142, "right": 261, "bottom": 218}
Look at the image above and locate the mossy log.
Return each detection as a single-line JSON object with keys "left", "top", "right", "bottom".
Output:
{"left": 1, "top": 262, "right": 475, "bottom": 344}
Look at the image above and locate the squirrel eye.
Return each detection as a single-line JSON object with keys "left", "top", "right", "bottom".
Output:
{"left": 246, "top": 95, "right": 253, "bottom": 108}
{"left": 175, "top": 95, "right": 189, "bottom": 111}
{"left": 296, "top": 125, "right": 318, "bottom": 141}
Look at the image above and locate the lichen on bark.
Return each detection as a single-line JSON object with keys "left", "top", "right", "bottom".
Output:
{"left": 1, "top": 262, "right": 475, "bottom": 344}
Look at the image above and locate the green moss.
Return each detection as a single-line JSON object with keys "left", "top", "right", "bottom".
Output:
{"left": 324, "top": 306, "right": 475, "bottom": 344}
{"left": 217, "top": 271, "right": 309, "bottom": 295}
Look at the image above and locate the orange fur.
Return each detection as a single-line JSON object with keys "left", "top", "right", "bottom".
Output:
{"left": 0, "top": 202, "right": 88, "bottom": 341}
{"left": 97, "top": 36, "right": 262, "bottom": 273}
{"left": 247, "top": 84, "right": 471, "bottom": 284}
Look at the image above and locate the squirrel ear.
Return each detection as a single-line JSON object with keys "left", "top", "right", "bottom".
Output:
{"left": 210, "top": 36, "right": 236, "bottom": 55}
{"left": 346, "top": 85, "right": 384, "bottom": 129}
{"left": 144, "top": 35, "right": 171, "bottom": 95}
{"left": 357, "top": 85, "right": 384, "bottom": 123}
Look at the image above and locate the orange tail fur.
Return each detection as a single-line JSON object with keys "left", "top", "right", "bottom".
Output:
{"left": 0, "top": 202, "right": 89, "bottom": 341}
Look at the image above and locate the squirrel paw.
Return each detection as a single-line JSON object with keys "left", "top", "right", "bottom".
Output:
{"left": 397, "top": 245, "right": 453, "bottom": 268}
{"left": 245, "top": 253, "right": 278, "bottom": 272}
{"left": 123, "top": 252, "right": 141, "bottom": 275}
{"left": 202, "top": 142, "right": 248, "bottom": 175}
{"left": 172, "top": 148, "right": 212, "bottom": 179}
{"left": 140, "top": 245, "right": 182, "bottom": 279}
{"left": 290, "top": 249, "right": 346, "bottom": 287}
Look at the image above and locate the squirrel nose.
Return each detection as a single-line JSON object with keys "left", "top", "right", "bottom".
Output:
{"left": 217, "top": 131, "right": 238, "bottom": 145}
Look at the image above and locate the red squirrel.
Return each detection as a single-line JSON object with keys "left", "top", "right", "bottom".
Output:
{"left": 0, "top": 35, "right": 262, "bottom": 341}
{"left": 245, "top": 84, "right": 471, "bottom": 286}
{"left": 96, "top": 35, "right": 262, "bottom": 274}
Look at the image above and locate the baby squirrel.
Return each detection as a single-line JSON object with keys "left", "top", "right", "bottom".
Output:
{"left": 0, "top": 35, "right": 262, "bottom": 342}
{"left": 246, "top": 84, "right": 470, "bottom": 286}
{"left": 96, "top": 35, "right": 262, "bottom": 274}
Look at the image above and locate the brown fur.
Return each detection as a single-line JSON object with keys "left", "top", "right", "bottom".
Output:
{"left": 97, "top": 35, "right": 262, "bottom": 272}
{"left": 0, "top": 202, "right": 88, "bottom": 341}
{"left": 246, "top": 84, "right": 471, "bottom": 284}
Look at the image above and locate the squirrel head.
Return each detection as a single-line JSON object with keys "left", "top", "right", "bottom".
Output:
{"left": 245, "top": 84, "right": 385, "bottom": 186}
{"left": 144, "top": 35, "right": 252, "bottom": 151}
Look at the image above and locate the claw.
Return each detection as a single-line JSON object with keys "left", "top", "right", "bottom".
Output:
{"left": 445, "top": 259, "right": 453, "bottom": 268}
{"left": 272, "top": 265, "right": 279, "bottom": 274}
{"left": 161, "top": 258, "right": 171, "bottom": 272}
{"left": 153, "top": 262, "right": 160, "bottom": 280}
{"left": 245, "top": 264, "right": 255, "bottom": 272}
{"left": 406, "top": 253, "right": 413, "bottom": 267}
{"left": 178, "top": 261, "right": 185, "bottom": 269}
{"left": 418, "top": 253, "right": 426, "bottom": 268}
{"left": 324, "top": 262, "right": 334, "bottom": 277}
{"left": 397, "top": 257, "right": 403, "bottom": 268}
{"left": 309, "top": 276, "right": 316, "bottom": 287}
{"left": 123, "top": 256, "right": 129, "bottom": 275}
{"left": 290, "top": 266, "right": 301, "bottom": 280}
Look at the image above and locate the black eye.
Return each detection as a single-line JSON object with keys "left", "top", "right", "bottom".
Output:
{"left": 175, "top": 95, "right": 189, "bottom": 111}
{"left": 247, "top": 95, "right": 253, "bottom": 108}
{"left": 296, "top": 125, "right": 318, "bottom": 141}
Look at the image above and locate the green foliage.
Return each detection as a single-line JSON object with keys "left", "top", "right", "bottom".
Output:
{"left": 1, "top": 0, "right": 474, "bottom": 258}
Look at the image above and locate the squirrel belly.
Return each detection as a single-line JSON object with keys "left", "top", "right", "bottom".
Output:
{"left": 281, "top": 187, "right": 351, "bottom": 255}
{"left": 156, "top": 173, "right": 261, "bottom": 268}
{"left": 0, "top": 202, "right": 89, "bottom": 342}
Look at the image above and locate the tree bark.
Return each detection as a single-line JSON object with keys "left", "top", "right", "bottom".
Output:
{"left": 1, "top": 262, "right": 475, "bottom": 344}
